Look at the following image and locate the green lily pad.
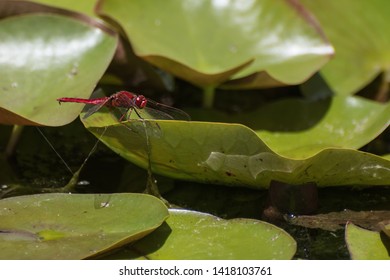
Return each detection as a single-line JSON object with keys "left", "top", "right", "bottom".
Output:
{"left": 187, "top": 95, "right": 390, "bottom": 159}
{"left": 345, "top": 222, "right": 390, "bottom": 260}
{"left": 301, "top": 0, "right": 390, "bottom": 95}
{"left": 0, "top": 13, "right": 117, "bottom": 126}
{"left": 0, "top": 193, "right": 169, "bottom": 259}
{"left": 107, "top": 209, "right": 296, "bottom": 260}
{"left": 81, "top": 101, "right": 390, "bottom": 188}
{"left": 256, "top": 96, "right": 390, "bottom": 158}
{"left": 97, "top": 0, "right": 333, "bottom": 87}
{"left": 1, "top": 2, "right": 167, "bottom": 94}
{"left": 30, "top": 0, "right": 98, "bottom": 17}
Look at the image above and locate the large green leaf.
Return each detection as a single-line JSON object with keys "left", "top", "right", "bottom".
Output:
{"left": 97, "top": 0, "right": 333, "bottom": 87}
{"left": 106, "top": 209, "right": 296, "bottom": 260}
{"left": 0, "top": 13, "right": 117, "bottom": 126}
{"left": 301, "top": 0, "right": 390, "bottom": 95}
{"left": 81, "top": 105, "right": 390, "bottom": 187}
{"left": 30, "top": 0, "right": 97, "bottom": 17}
{"left": 345, "top": 222, "right": 390, "bottom": 260}
{"left": 1, "top": 2, "right": 171, "bottom": 92}
{"left": 187, "top": 96, "right": 390, "bottom": 159}
{"left": 0, "top": 193, "right": 168, "bottom": 259}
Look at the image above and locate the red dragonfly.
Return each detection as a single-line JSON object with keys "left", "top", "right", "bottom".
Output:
{"left": 57, "top": 90, "right": 190, "bottom": 121}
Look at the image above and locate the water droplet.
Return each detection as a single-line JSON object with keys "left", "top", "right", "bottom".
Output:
{"left": 77, "top": 180, "right": 90, "bottom": 186}
{"left": 68, "top": 62, "right": 79, "bottom": 78}
{"left": 229, "top": 44, "right": 237, "bottom": 53}
{"left": 100, "top": 202, "right": 110, "bottom": 208}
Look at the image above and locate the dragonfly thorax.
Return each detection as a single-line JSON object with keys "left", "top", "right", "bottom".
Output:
{"left": 113, "top": 91, "right": 147, "bottom": 109}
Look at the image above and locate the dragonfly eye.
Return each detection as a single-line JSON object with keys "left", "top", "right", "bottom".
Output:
{"left": 136, "top": 96, "right": 147, "bottom": 109}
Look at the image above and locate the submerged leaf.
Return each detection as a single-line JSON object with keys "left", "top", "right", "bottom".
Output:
{"left": 288, "top": 210, "right": 390, "bottom": 231}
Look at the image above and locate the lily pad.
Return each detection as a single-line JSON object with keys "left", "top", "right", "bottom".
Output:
{"left": 81, "top": 104, "right": 390, "bottom": 188}
{"left": 345, "top": 222, "right": 390, "bottom": 260}
{"left": 97, "top": 0, "right": 333, "bottom": 87}
{"left": 187, "top": 95, "right": 390, "bottom": 159}
{"left": 0, "top": 13, "right": 117, "bottom": 126}
{"left": 301, "top": 0, "right": 390, "bottom": 95}
{"left": 30, "top": 0, "right": 98, "bottom": 17}
{"left": 107, "top": 209, "right": 296, "bottom": 260}
{"left": 0, "top": 193, "right": 169, "bottom": 259}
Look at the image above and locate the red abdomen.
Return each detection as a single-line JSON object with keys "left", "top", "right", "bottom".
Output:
{"left": 57, "top": 97, "right": 108, "bottom": 105}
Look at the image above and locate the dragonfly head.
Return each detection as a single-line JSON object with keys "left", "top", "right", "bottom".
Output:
{"left": 135, "top": 95, "right": 147, "bottom": 109}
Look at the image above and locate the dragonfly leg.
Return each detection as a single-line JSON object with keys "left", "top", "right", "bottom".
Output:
{"left": 119, "top": 108, "right": 133, "bottom": 122}
{"left": 133, "top": 108, "right": 143, "bottom": 119}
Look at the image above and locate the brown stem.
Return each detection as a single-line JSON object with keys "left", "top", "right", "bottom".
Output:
{"left": 376, "top": 71, "right": 390, "bottom": 102}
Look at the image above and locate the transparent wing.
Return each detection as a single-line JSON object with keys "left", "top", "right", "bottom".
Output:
{"left": 82, "top": 88, "right": 112, "bottom": 119}
{"left": 82, "top": 101, "right": 111, "bottom": 119}
{"left": 142, "top": 99, "right": 191, "bottom": 121}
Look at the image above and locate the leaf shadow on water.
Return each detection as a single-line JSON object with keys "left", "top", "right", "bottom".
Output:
{"left": 187, "top": 73, "right": 334, "bottom": 133}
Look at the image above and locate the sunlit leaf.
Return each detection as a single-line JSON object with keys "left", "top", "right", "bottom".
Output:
{"left": 0, "top": 12, "right": 117, "bottom": 126}
{"left": 82, "top": 105, "right": 390, "bottom": 187}
{"left": 105, "top": 209, "right": 296, "bottom": 260}
{"left": 187, "top": 95, "right": 390, "bottom": 159}
{"left": 29, "top": 0, "right": 97, "bottom": 17}
{"left": 0, "top": 193, "right": 168, "bottom": 259}
{"left": 345, "top": 222, "right": 390, "bottom": 260}
{"left": 97, "top": 0, "right": 333, "bottom": 87}
{"left": 301, "top": 0, "right": 390, "bottom": 95}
